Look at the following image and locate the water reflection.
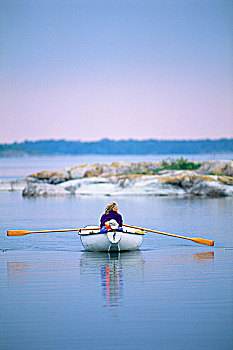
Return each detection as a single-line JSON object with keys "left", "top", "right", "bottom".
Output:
{"left": 80, "top": 251, "right": 145, "bottom": 308}
{"left": 7, "top": 261, "right": 29, "bottom": 274}
{"left": 193, "top": 251, "right": 214, "bottom": 261}
{"left": 6, "top": 256, "right": 81, "bottom": 288}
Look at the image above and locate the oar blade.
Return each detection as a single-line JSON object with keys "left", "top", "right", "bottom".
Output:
{"left": 192, "top": 237, "right": 214, "bottom": 246}
{"left": 7, "top": 230, "right": 30, "bottom": 236}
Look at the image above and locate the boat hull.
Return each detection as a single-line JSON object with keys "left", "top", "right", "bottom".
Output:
{"left": 79, "top": 225, "right": 144, "bottom": 252}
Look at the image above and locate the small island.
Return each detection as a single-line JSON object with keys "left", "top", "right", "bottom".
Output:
{"left": 1, "top": 158, "right": 232, "bottom": 198}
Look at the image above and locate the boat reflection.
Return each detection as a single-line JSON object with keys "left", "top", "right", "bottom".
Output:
{"left": 101, "top": 257, "right": 123, "bottom": 307}
{"left": 79, "top": 251, "right": 145, "bottom": 308}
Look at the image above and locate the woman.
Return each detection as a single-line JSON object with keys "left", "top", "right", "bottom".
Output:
{"left": 100, "top": 202, "right": 123, "bottom": 230}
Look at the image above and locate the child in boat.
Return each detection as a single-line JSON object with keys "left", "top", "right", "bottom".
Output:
{"left": 100, "top": 202, "right": 123, "bottom": 231}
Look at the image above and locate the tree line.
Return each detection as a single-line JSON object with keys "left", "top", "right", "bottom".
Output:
{"left": 0, "top": 138, "right": 232, "bottom": 156}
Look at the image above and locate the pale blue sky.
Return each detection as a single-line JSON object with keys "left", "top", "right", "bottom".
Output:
{"left": 0, "top": 0, "right": 232, "bottom": 142}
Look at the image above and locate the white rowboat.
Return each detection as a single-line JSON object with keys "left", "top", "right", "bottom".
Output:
{"left": 79, "top": 225, "right": 145, "bottom": 252}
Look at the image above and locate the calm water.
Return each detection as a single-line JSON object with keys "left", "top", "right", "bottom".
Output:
{"left": 0, "top": 155, "right": 233, "bottom": 349}
{"left": 0, "top": 193, "right": 232, "bottom": 350}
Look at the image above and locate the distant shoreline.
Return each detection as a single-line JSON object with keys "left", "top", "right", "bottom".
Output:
{"left": 0, "top": 138, "right": 232, "bottom": 157}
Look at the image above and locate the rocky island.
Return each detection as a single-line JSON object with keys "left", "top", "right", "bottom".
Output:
{"left": 1, "top": 159, "right": 233, "bottom": 198}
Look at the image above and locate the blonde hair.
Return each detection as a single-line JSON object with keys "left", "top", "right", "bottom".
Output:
{"left": 105, "top": 202, "right": 117, "bottom": 215}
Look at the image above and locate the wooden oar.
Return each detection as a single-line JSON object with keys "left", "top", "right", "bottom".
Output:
{"left": 124, "top": 224, "right": 214, "bottom": 246}
{"left": 7, "top": 227, "right": 100, "bottom": 236}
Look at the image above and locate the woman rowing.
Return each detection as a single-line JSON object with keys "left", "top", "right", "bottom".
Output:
{"left": 100, "top": 202, "right": 123, "bottom": 232}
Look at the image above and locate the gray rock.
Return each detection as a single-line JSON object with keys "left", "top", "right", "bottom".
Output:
{"left": 198, "top": 160, "right": 233, "bottom": 176}
{"left": 22, "top": 183, "right": 70, "bottom": 197}
{"left": 27, "top": 169, "right": 71, "bottom": 184}
{"left": 20, "top": 173, "right": 233, "bottom": 197}
{"left": 190, "top": 180, "right": 232, "bottom": 197}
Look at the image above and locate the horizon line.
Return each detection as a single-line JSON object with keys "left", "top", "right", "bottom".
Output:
{"left": 1, "top": 137, "right": 233, "bottom": 145}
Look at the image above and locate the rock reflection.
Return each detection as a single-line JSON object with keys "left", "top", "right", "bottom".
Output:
{"left": 80, "top": 251, "right": 145, "bottom": 308}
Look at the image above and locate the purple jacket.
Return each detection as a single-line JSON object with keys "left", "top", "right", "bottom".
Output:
{"left": 100, "top": 211, "right": 123, "bottom": 228}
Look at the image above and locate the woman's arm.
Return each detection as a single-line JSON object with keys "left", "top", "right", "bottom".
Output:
{"left": 100, "top": 214, "right": 107, "bottom": 227}
{"left": 119, "top": 214, "right": 123, "bottom": 227}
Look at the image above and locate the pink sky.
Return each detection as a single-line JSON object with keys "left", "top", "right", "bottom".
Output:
{"left": 0, "top": 0, "right": 232, "bottom": 143}
{"left": 1, "top": 72, "right": 232, "bottom": 143}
